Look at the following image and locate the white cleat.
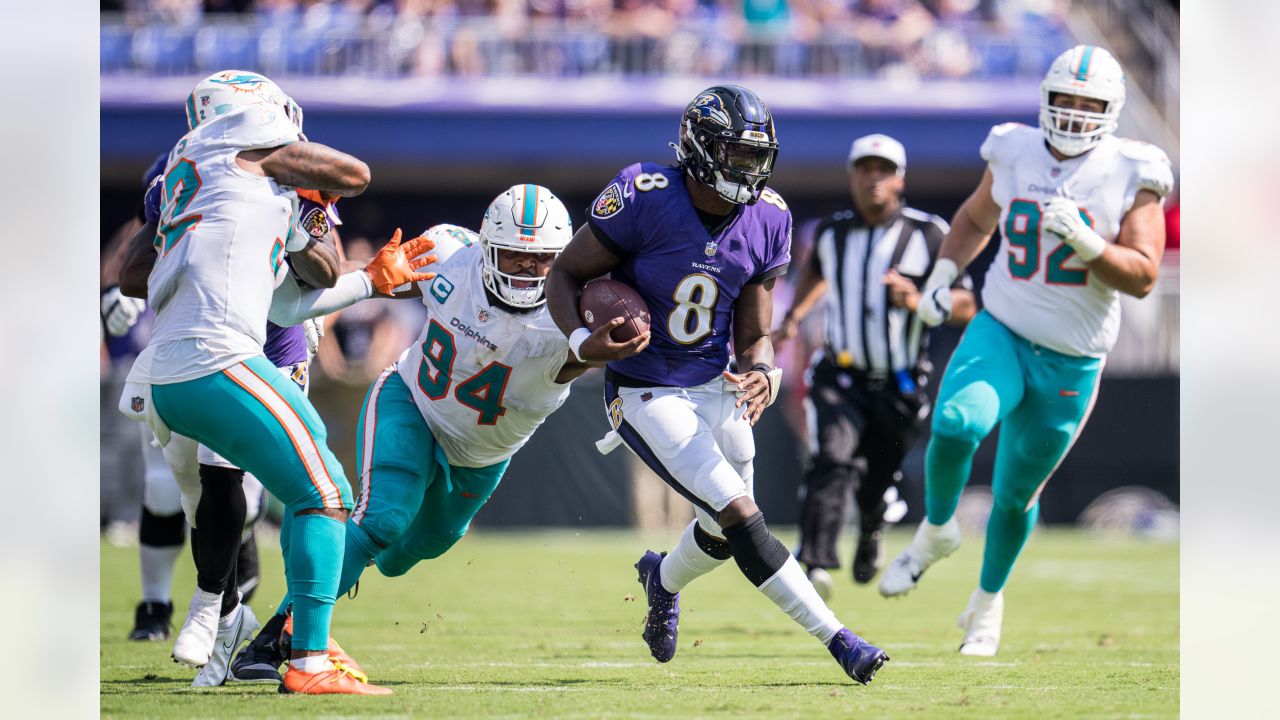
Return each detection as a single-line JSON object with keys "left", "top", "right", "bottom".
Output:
{"left": 193, "top": 603, "right": 260, "bottom": 687}
{"left": 878, "top": 518, "right": 961, "bottom": 597}
{"left": 957, "top": 588, "right": 1003, "bottom": 657}
{"left": 171, "top": 589, "right": 222, "bottom": 668}
{"left": 807, "top": 567, "right": 833, "bottom": 602}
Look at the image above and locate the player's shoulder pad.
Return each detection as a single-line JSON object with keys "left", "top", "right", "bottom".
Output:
{"left": 421, "top": 223, "right": 479, "bottom": 265}
{"left": 1119, "top": 139, "right": 1174, "bottom": 198}
{"left": 980, "top": 122, "right": 1034, "bottom": 164}
{"left": 901, "top": 206, "right": 950, "bottom": 235}
{"left": 214, "top": 104, "right": 302, "bottom": 152}
{"left": 755, "top": 185, "right": 791, "bottom": 217}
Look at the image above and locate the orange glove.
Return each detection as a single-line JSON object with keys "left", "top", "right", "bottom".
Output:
{"left": 296, "top": 188, "right": 341, "bottom": 206}
{"left": 365, "top": 228, "right": 438, "bottom": 296}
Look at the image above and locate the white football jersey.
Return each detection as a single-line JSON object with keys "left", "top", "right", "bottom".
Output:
{"left": 129, "top": 104, "right": 303, "bottom": 384}
{"left": 980, "top": 123, "right": 1173, "bottom": 357}
{"left": 395, "top": 240, "right": 572, "bottom": 467}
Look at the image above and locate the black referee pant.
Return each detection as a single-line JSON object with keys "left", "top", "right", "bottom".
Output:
{"left": 797, "top": 358, "right": 928, "bottom": 570}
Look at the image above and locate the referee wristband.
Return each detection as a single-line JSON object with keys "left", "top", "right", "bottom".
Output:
{"left": 569, "top": 327, "right": 592, "bottom": 362}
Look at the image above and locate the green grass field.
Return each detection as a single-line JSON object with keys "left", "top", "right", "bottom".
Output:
{"left": 101, "top": 528, "right": 1178, "bottom": 718}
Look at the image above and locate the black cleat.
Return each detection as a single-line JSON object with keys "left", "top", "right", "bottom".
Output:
{"left": 128, "top": 601, "right": 173, "bottom": 641}
{"left": 228, "top": 612, "right": 288, "bottom": 684}
{"left": 852, "top": 529, "right": 886, "bottom": 585}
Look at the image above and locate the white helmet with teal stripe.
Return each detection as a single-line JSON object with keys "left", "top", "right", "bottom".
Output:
{"left": 186, "top": 70, "right": 303, "bottom": 134}
{"left": 478, "top": 184, "right": 573, "bottom": 308}
{"left": 1040, "top": 45, "right": 1125, "bottom": 157}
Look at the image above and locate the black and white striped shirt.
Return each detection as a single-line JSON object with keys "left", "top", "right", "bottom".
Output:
{"left": 809, "top": 206, "right": 970, "bottom": 376}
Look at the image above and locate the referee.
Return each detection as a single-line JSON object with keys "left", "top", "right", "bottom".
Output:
{"left": 776, "top": 133, "right": 976, "bottom": 598}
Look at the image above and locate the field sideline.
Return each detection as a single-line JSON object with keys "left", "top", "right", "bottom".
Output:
{"left": 101, "top": 527, "right": 1178, "bottom": 718}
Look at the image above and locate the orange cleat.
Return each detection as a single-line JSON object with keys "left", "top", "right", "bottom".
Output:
{"left": 279, "top": 660, "right": 392, "bottom": 695}
{"left": 326, "top": 638, "right": 367, "bottom": 682}
{"left": 281, "top": 615, "right": 370, "bottom": 682}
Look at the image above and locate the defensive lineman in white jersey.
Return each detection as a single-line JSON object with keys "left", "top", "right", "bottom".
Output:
{"left": 878, "top": 46, "right": 1173, "bottom": 656}
{"left": 231, "top": 185, "right": 594, "bottom": 684}
{"left": 119, "top": 70, "right": 431, "bottom": 695}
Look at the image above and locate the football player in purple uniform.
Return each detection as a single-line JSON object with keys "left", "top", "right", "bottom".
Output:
{"left": 546, "top": 85, "right": 889, "bottom": 685}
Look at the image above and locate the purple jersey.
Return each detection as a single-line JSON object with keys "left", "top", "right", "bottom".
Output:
{"left": 264, "top": 321, "right": 308, "bottom": 367}
{"left": 587, "top": 162, "right": 791, "bottom": 387}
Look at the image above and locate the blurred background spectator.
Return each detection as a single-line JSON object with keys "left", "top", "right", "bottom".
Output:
{"left": 100, "top": 0, "right": 1077, "bottom": 79}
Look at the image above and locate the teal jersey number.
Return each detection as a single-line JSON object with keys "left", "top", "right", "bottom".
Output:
{"left": 157, "top": 158, "right": 202, "bottom": 256}
{"left": 1005, "top": 199, "right": 1094, "bottom": 286}
{"left": 417, "top": 320, "right": 456, "bottom": 400}
{"left": 455, "top": 362, "right": 511, "bottom": 426}
{"left": 416, "top": 320, "right": 511, "bottom": 424}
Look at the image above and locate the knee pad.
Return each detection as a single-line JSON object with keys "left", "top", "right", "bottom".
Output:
{"left": 693, "top": 523, "right": 732, "bottom": 561}
{"left": 722, "top": 511, "right": 791, "bottom": 587}
{"left": 139, "top": 506, "right": 185, "bottom": 547}
{"left": 373, "top": 543, "right": 419, "bottom": 578}
{"left": 932, "top": 403, "right": 984, "bottom": 445}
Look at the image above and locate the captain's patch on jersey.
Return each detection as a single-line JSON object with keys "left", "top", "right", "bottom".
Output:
{"left": 592, "top": 183, "right": 624, "bottom": 219}
{"left": 430, "top": 274, "right": 455, "bottom": 304}
{"left": 301, "top": 206, "right": 331, "bottom": 239}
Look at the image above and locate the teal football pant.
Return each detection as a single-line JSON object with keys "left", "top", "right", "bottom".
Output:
{"left": 278, "top": 367, "right": 508, "bottom": 612}
{"left": 151, "top": 355, "right": 352, "bottom": 652}
{"left": 924, "top": 311, "right": 1102, "bottom": 593}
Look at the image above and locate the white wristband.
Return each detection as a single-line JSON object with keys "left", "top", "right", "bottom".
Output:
{"left": 929, "top": 258, "right": 959, "bottom": 288}
{"left": 1071, "top": 225, "right": 1107, "bottom": 262}
{"left": 569, "top": 327, "right": 592, "bottom": 362}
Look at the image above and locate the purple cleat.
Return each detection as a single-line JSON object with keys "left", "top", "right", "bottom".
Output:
{"left": 634, "top": 550, "right": 679, "bottom": 663}
{"left": 828, "top": 628, "right": 889, "bottom": 685}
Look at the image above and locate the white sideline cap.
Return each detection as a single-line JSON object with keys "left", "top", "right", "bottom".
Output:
{"left": 848, "top": 134, "right": 906, "bottom": 174}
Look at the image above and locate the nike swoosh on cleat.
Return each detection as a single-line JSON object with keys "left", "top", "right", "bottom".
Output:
{"left": 910, "top": 570, "right": 923, "bottom": 583}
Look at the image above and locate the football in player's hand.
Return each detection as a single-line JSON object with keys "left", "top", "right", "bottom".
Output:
{"left": 580, "top": 279, "right": 651, "bottom": 342}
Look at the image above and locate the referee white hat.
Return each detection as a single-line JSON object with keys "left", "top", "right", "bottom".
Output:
{"left": 848, "top": 134, "right": 906, "bottom": 175}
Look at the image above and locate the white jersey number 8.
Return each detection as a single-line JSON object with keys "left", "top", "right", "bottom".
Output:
{"left": 667, "top": 273, "right": 719, "bottom": 345}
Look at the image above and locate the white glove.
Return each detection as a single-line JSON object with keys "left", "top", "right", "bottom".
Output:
{"left": 1043, "top": 197, "right": 1106, "bottom": 262}
{"left": 916, "top": 259, "right": 957, "bottom": 327}
{"left": 101, "top": 286, "right": 146, "bottom": 337}
{"left": 303, "top": 317, "right": 325, "bottom": 357}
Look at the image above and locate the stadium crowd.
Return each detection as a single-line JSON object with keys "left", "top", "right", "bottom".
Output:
{"left": 102, "top": 0, "right": 1072, "bottom": 78}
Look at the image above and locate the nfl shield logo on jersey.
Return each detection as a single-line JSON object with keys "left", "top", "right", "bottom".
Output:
{"left": 131, "top": 396, "right": 145, "bottom": 413}
{"left": 704, "top": 241, "right": 718, "bottom": 258}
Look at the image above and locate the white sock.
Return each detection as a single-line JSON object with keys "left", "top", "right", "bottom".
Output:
{"left": 139, "top": 544, "right": 182, "bottom": 603}
{"left": 291, "top": 654, "right": 330, "bottom": 673}
{"left": 659, "top": 521, "right": 729, "bottom": 593}
{"left": 758, "top": 555, "right": 844, "bottom": 645}
{"left": 191, "top": 588, "right": 222, "bottom": 610}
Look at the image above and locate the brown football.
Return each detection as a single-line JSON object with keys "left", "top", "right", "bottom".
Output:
{"left": 579, "top": 279, "right": 651, "bottom": 342}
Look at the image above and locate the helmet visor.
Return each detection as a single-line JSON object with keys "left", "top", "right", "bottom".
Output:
{"left": 717, "top": 141, "right": 776, "bottom": 179}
